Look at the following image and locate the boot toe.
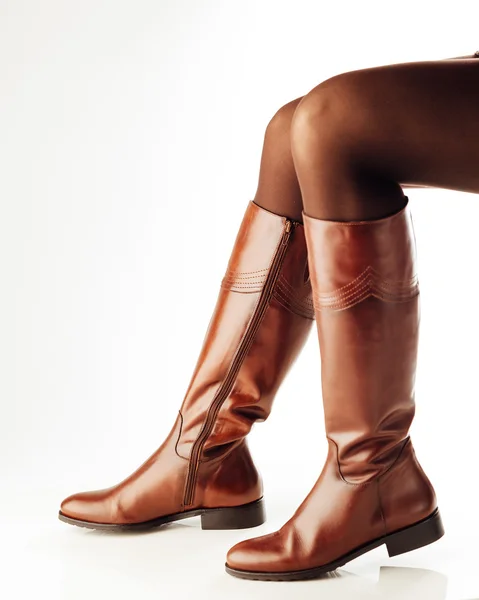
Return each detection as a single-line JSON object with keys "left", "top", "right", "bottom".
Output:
{"left": 226, "top": 531, "right": 288, "bottom": 574}
{"left": 60, "top": 489, "right": 113, "bottom": 524}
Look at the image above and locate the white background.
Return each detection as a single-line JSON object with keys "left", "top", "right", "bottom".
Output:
{"left": 2, "top": 1, "right": 479, "bottom": 598}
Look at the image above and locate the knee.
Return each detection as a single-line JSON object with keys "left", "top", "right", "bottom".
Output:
{"left": 264, "top": 96, "right": 303, "bottom": 142}
{"left": 291, "top": 71, "right": 372, "bottom": 162}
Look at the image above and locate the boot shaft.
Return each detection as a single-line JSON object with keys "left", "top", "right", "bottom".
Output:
{"left": 178, "top": 201, "right": 314, "bottom": 506}
{"left": 303, "top": 199, "right": 420, "bottom": 482}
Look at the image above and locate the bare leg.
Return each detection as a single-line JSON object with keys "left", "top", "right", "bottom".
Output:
{"left": 290, "top": 55, "right": 479, "bottom": 221}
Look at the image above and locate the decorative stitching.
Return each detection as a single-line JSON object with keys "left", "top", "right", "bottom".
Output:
{"left": 221, "top": 279, "right": 266, "bottom": 286}
{"left": 275, "top": 284, "right": 314, "bottom": 312}
{"left": 221, "top": 283, "right": 264, "bottom": 293}
{"left": 314, "top": 266, "right": 419, "bottom": 311}
{"left": 223, "top": 269, "right": 269, "bottom": 276}
{"left": 276, "top": 275, "right": 315, "bottom": 307}
{"left": 316, "top": 266, "right": 417, "bottom": 297}
{"left": 220, "top": 287, "right": 261, "bottom": 294}
{"left": 317, "top": 283, "right": 416, "bottom": 306}
{"left": 275, "top": 286, "right": 314, "bottom": 312}
{"left": 222, "top": 272, "right": 269, "bottom": 280}
{"left": 221, "top": 269, "right": 268, "bottom": 292}
{"left": 274, "top": 285, "right": 314, "bottom": 318}
{"left": 271, "top": 290, "right": 296, "bottom": 314}
{"left": 272, "top": 272, "right": 315, "bottom": 319}
{"left": 221, "top": 277, "right": 268, "bottom": 285}
{"left": 221, "top": 283, "right": 265, "bottom": 288}
{"left": 273, "top": 286, "right": 315, "bottom": 320}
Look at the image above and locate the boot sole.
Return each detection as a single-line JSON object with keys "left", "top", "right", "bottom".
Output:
{"left": 58, "top": 497, "right": 265, "bottom": 531}
{"left": 225, "top": 507, "right": 444, "bottom": 581}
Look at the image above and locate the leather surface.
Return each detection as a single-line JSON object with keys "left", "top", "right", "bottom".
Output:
{"left": 60, "top": 201, "right": 314, "bottom": 524}
{"left": 227, "top": 198, "right": 437, "bottom": 573}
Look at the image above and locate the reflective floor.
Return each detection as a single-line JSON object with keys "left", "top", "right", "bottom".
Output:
{"left": 4, "top": 486, "right": 479, "bottom": 600}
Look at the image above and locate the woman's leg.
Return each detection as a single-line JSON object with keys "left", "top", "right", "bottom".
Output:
{"left": 225, "top": 55, "right": 479, "bottom": 580}
{"left": 290, "top": 56, "right": 479, "bottom": 221}
{"left": 252, "top": 97, "right": 304, "bottom": 222}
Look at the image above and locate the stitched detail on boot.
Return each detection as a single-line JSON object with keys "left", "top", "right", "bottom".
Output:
{"left": 221, "top": 268, "right": 269, "bottom": 293}
{"left": 273, "top": 275, "right": 315, "bottom": 320}
{"left": 273, "top": 289, "right": 315, "bottom": 320}
{"left": 314, "top": 266, "right": 419, "bottom": 311}
{"left": 277, "top": 274, "right": 315, "bottom": 308}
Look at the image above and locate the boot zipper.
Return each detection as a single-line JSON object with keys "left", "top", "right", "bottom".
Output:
{"left": 183, "top": 218, "right": 295, "bottom": 506}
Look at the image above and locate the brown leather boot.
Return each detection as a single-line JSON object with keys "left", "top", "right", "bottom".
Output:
{"left": 59, "top": 201, "right": 314, "bottom": 530}
{"left": 226, "top": 197, "right": 444, "bottom": 579}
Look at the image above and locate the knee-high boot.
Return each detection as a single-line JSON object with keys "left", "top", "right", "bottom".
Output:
{"left": 226, "top": 197, "right": 444, "bottom": 579}
{"left": 59, "top": 201, "right": 315, "bottom": 530}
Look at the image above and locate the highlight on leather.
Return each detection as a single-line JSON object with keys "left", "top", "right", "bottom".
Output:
{"left": 313, "top": 265, "right": 420, "bottom": 311}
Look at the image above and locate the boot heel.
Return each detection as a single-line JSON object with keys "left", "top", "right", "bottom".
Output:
{"left": 200, "top": 498, "right": 266, "bottom": 530}
{"left": 385, "top": 509, "right": 445, "bottom": 557}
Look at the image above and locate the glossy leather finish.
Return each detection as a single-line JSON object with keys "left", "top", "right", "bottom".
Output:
{"left": 59, "top": 201, "right": 314, "bottom": 527}
{"left": 227, "top": 198, "right": 439, "bottom": 574}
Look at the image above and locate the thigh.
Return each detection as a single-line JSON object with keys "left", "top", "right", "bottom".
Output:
{"left": 333, "top": 57, "right": 479, "bottom": 194}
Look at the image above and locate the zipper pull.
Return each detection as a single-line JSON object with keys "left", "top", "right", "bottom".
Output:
{"left": 282, "top": 220, "right": 292, "bottom": 243}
